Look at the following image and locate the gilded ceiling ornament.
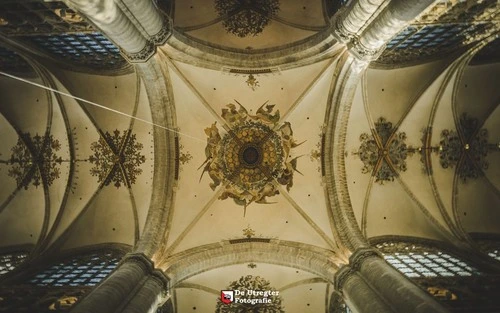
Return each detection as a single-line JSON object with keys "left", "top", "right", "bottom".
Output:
{"left": 48, "top": 295, "right": 79, "bottom": 311}
{"left": 89, "top": 129, "right": 146, "bottom": 188}
{"left": 6, "top": 133, "right": 62, "bottom": 190}
{"left": 178, "top": 144, "right": 193, "bottom": 166}
{"left": 438, "top": 113, "right": 495, "bottom": 182}
{"left": 355, "top": 117, "right": 413, "bottom": 184}
{"left": 245, "top": 74, "right": 260, "bottom": 91}
{"left": 200, "top": 102, "right": 303, "bottom": 212}
{"left": 242, "top": 226, "right": 255, "bottom": 238}
{"left": 214, "top": 0, "right": 280, "bottom": 37}
{"left": 215, "top": 275, "right": 284, "bottom": 312}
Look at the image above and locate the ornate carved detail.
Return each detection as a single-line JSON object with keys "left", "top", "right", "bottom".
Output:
{"left": 333, "top": 265, "right": 355, "bottom": 293}
{"left": 245, "top": 74, "right": 260, "bottom": 91}
{"left": 150, "top": 22, "right": 171, "bottom": 45}
{"left": 310, "top": 126, "right": 324, "bottom": 173}
{"left": 349, "top": 248, "right": 381, "bottom": 271}
{"left": 123, "top": 42, "right": 156, "bottom": 63}
{"left": 438, "top": 114, "right": 492, "bottom": 182}
{"left": 214, "top": 0, "right": 280, "bottom": 37}
{"left": 178, "top": 144, "right": 192, "bottom": 166}
{"left": 0, "top": 1, "right": 93, "bottom": 36}
{"left": 247, "top": 262, "right": 257, "bottom": 269}
{"left": 242, "top": 225, "right": 255, "bottom": 238}
{"left": 355, "top": 117, "right": 414, "bottom": 184}
{"left": 7, "top": 133, "right": 63, "bottom": 190}
{"left": 201, "top": 102, "right": 303, "bottom": 211}
{"left": 89, "top": 130, "right": 146, "bottom": 188}
{"left": 215, "top": 275, "right": 284, "bottom": 312}
{"left": 376, "top": 0, "right": 498, "bottom": 65}
{"left": 416, "top": 114, "right": 497, "bottom": 183}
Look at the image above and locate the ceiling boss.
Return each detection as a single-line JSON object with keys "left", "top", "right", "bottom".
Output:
{"left": 200, "top": 101, "right": 304, "bottom": 213}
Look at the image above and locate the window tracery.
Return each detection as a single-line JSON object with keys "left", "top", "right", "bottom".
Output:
{"left": 0, "top": 252, "right": 28, "bottom": 276}
{"left": 376, "top": 0, "right": 498, "bottom": 65}
{"left": 376, "top": 242, "right": 480, "bottom": 278}
{"left": 28, "top": 250, "right": 122, "bottom": 287}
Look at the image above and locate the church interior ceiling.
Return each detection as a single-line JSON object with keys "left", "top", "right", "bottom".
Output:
{"left": 0, "top": 0, "right": 498, "bottom": 312}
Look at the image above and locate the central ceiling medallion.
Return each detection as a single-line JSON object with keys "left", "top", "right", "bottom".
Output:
{"left": 201, "top": 102, "right": 303, "bottom": 211}
{"left": 214, "top": 0, "right": 280, "bottom": 37}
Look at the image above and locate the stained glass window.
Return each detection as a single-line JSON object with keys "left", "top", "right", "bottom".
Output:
{"left": 28, "top": 250, "right": 122, "bottom": 287}
{"left": 487, "top": 248, "right": 500, "bottom": 262}
{"left": 28, "top": 33, "right": 126, "bottom": 70}
{"left": 0, "top": 252, "right": 28, "bottom": 276}
{"left": 376, "top": 242, "right": 481, "bottom": 278}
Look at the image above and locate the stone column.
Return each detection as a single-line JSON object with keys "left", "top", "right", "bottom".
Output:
{"left": 70, "top": 253, "right": 169, "bottom": 313}
{"left": 331, "top": 0, "right": 385, "bottom": 43}
{"left": 351, "top": 0, "right": 435, "bottom": 59}
{"left": 64, "top": 0, "right": 149, "bottom": 53}
{"left": 116, "top": 0, "right": 170, "bottom": 45}
{"left": 335, "top": 248, "right": 449, "bottom": 313}
{"left": 64, "top": 0, "right": 171, "bottom": 62}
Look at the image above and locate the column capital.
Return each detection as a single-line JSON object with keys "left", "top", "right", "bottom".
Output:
{"left": 349, "top": 247, "right": 382, "bottom": 270}
{"left": 333, "top": 265, "right": 355, "bottom": 293}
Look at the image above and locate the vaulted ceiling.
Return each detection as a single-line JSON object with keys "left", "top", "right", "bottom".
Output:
{"left": 0, "top": 0, "right": 498, "bottom": 312}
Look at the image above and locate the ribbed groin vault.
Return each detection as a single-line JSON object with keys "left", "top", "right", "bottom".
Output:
{"left": 0, "top": 0, "right": 498, "bottom": 312}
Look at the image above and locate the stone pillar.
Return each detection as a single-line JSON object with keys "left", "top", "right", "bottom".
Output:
{"left": 70, "top": 253, "right": 169, "bottom": 313}
{"left": 351, "top": 0, "right": 435, "bottom": 59}
{"left": 117, "top": 0, "right": 170, "bottom": 45}
{"left": 332, "top": 0, "right": 385, "bottom": 43}
{"left": 335, "top": 248, "right": 449, "bottom": 313}
{"left": 64, "top": 0, "right": 171, "bottom": 62}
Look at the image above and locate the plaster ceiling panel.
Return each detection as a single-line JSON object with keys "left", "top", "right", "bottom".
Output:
{"left": 0, "top": 113, "right": 20, "bottom": 207}
{"left": 283, "top": 60, "right": 336, "bottom": 240}
{"left": 46, "top": 78, "right": 102, "bottom": 248}
{"left": 394, "top": 69, "right": 458, "bottom": 233}
{"left": 276, "top": 0, "right": 327, "bottom": 28}
{"left": 128, "top": 80, "right": 155, "bottom": 236}
{"left": 186, "top": 21, "right": 316, "bottom": 50}
{"left": 171, "top": 59, "right": 333, "bottom": 122}
{"left": 173, "top": 0, "right": 219, "bottom": 28}
{"left": 365, "top": 180, "right": 450, "bottom": 241}
{"left": 170, "top": 192, "right": 333, "bottom": 255}
{"left": 174, "top": 288, "right": 217, "bottom": 313}
{"left": 345, "top": 82, "right": 373, "bottom": 229}
{"left": 164, "top": 65, "right": 230, "bottom": 248}
{"left": 44, "top": 92, "right": 71, "bottom": 233}
{"left": 60, "top": 184, "right": 136, "bottom": 250}
{"left": 455, "top": 63, "right": 500, "bottom": 123}
{"left": 482, "top": 105, "right": 500, "bottom": 192}
{"left": 280, "top": 283, "right": 329, "bottom": 313}
{"left": 0, "top": 76, "right": 48, "bottom": 134}
{"left": 457, "top": 176, "right": 500, "bottom": 234}
{"left": 0, "top": 187, "right": 44, "bottom": 247}
{"left": 54, "top": 70, "right": 139, "bottom": 132}
{"left": 427, "top": 68, "right": 461, "bottom": 222}
{"left": 365, "top": 58, "right": 450, "bottom": 127}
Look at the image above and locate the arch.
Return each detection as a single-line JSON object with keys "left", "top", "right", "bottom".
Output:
{"left": 161, "top": 240, "right": 342, "bottom": 286}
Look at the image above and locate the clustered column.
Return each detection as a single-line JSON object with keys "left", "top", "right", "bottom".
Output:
{"left": 332, "top": 0, "right": 435, "bottom": 60}
{"left": 334, "top": 248, "right": 449, "bottom": 313}
{"left": 64, "top": 0, "right": 171, "bottom": 62}
{"left": 70, "top": 253, "right": 169, "bottom": 313}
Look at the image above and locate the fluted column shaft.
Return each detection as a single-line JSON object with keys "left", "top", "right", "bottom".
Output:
{"left": 358, "top": 0, "right": 435, "bottom": 51}
{"left": 335, "top": 248, "right": 449, "bottom": 313}
{"left": 64, "top": 0, "right": 170, "bottom": 61}
{"left": 118, "top": 0, "right": 166, "bottom": 43}
{"left": 333, "top": 0, "right": 385, "bottom": 42}
{"left": 70, "top": 253, "right": 168, "bottom": 313}
{"left": 65, "top": 0, "right": 147, "bottom": 54}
